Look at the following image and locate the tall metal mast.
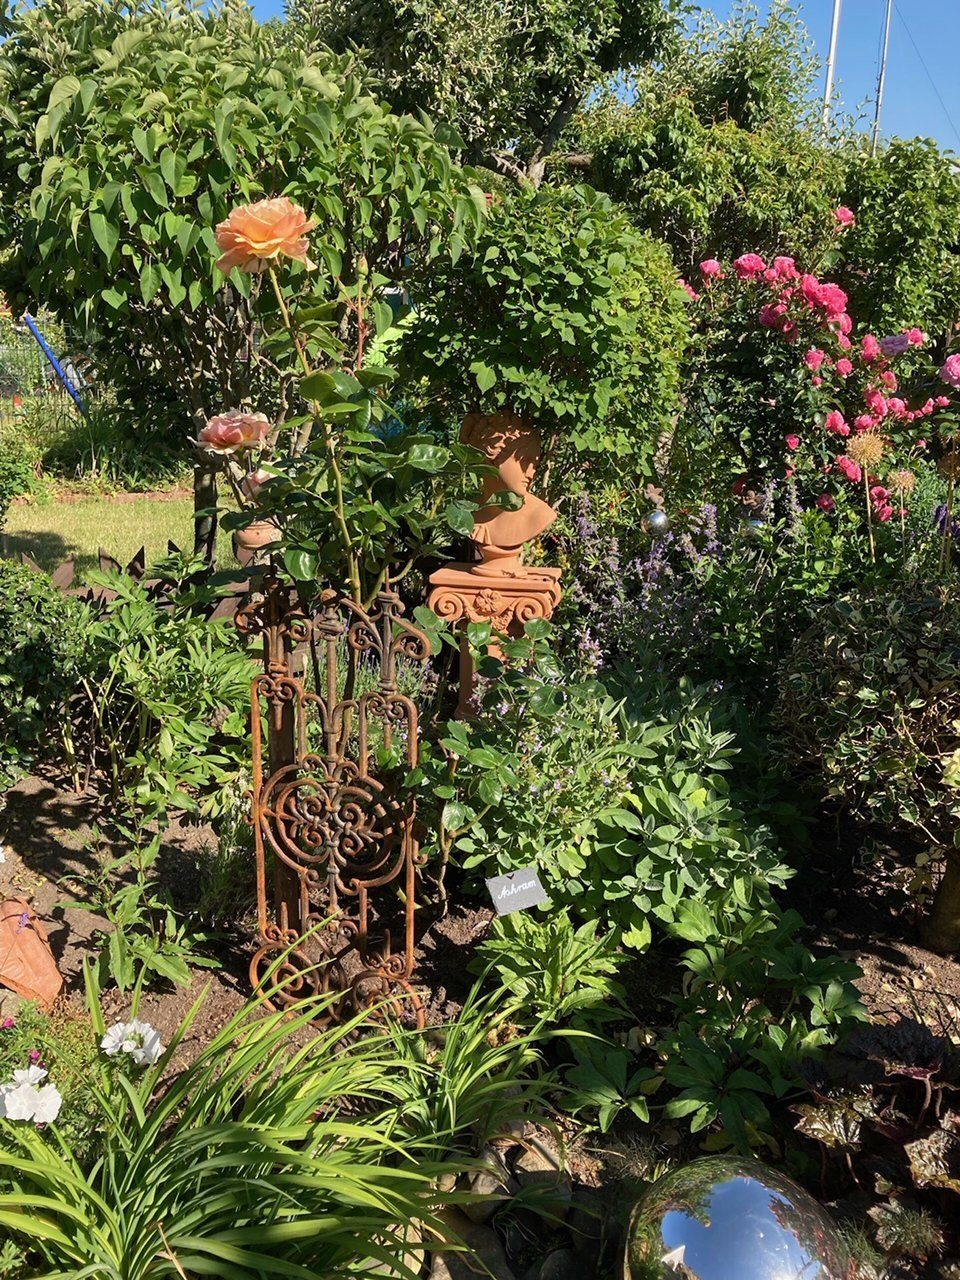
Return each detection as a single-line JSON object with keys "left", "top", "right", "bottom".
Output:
{"left": 871, "top": 0, "right": 895, "bottom": 154}
{"left": 822, "top": 0, "right": 843, "bottom": 131}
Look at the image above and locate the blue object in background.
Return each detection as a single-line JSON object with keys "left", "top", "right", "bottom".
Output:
{"left": 21, "top": 311, "right": 89, "bottom": 417}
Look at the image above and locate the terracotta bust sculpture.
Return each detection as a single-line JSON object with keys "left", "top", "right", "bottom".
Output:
{"left": 460, "top": 412, "right": 556, "bottom": 576}
{"left": 428, "top": 412, "right": 563, "bottom": 708}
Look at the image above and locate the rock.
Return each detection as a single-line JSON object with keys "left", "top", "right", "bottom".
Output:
{"left": 431, "top": 1208, "right": 517, "bottom": 1280}
{"left": 367, "top": 1221, "right": 424, "bottom": 1276}
{"left": 538, "top": 1249, "right": 578, "bottom": 1280}
{"left": 514, "top": 1140, "right": 571, "bottom": 1213}
{"left": 0, "top": 988, "right": 23, "bottom": 1020}
{"left": 567, "top": 1188, "right": 604, "bottom": 1266}
{"left": 461, "top": 1151, "right": 516, "bottom": 1224}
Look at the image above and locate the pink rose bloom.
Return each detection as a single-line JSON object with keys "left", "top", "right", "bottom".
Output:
{"left": 241, "top": 467, "right": 273, "bottom": 498}
{"left": 679, "top": 279, "right": 699, "bottom": 300}
{"left": 801, "top": 274, "right": 822, "bottom": 307}
{"left": 880, "top": 369, "right": 898, "bottom": 390}
{"left": 817, "top": 282, "right": 849, "bottom": 319}
{"left": 763, "top": 267, "right": 779, "bottom": 283}
{"left": 887, "top": 397, "right": 908, "bottom": 418}
{"left": 785, "top": 466, "right": 795, "bottom": 478}
{"left": 837, "top": 334, "right": 852, "bottom": 350}
{"left": 825, "top": 410, "right": 850, "bottom": 437}
{"left": 816, "top": 493, "right": 836, "bottom": 513}
{"left": 760, "top": 303, "right": 784, "bottom": 328}
{"left": 854, "top": 414, "right": 876, "bottom": 433}
{"left": 785, "top": 434, "right": 800, "bottom": 450}
{"left": 834, "top": 206, "right": 856, "bottom": 228}
{"left": 774, "top": 256, "right": 798, "bottom": 279}
{"left": 700, "top": 258, "right": 723, "bottom": 278}
{"left": 733, "top": 253, "right": 767, "bottom": 278}
{"left": 836, "top": 358, "right": 853, "bottom": 378}
{"left": 870, "top": 485, "right": 890, "bottom": 503}
{"left": 805, "top": 347, "right": 826, "bottom": 371}
{"left": 864, "top": 388, "right": 888, "bottom": 418}
{"left": 880, "top": 333, "right": 910, "bottom": 357}
{"left": 940, "top": 353, "right": 960, "bottom": 388}
{"left": 195, "top": 409, "right": 271, "bottom": 455}
{"left": 876, "top": 504, "right": 894, "bottom": 522}
{"left": 837, "top": 455, "right": 862, "bottom": 483}
{"left": 836, "top": 313, "right": 853, "bottom": 335}
{"left": 937, "top": 395, "right": 952, "bottom": 407}
{"left": 862, "top": 334, "right": 881, "bottom": 362}
{"left": 918, "top": 439, "right": 927, "bottom": 448}
{"left": 812, "top": 375, "right": 823, "bottom": 387}
{"left": 782, "top": 321, "right": 798, "bottom": 343}
{"left": 921, "top": 398, "right": 935, "bottom": 415}
{"left": 907, "top": 328, "right": 925, "bottom": 346}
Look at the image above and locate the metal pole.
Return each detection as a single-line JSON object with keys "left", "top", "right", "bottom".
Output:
{"left": 822, "top": 0, "right": 843, "bottom": 131}
{"left": 872, "top": 0, "right": 895, "bottom": 155}
{"left": 20, "top": 311, "right": 88, "bottom": 417}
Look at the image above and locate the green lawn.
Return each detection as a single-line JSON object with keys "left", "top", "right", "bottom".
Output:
{"left": 2, "top": 493, "right": 237, "bottom": 575}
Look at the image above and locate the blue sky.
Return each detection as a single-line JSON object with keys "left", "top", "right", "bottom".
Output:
{"left": 250, "top": 0, "right": 960, "bottom": 153}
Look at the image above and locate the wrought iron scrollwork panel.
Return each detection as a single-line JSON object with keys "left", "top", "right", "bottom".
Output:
{"left": 240, "top": 575, "right": 431, "bottom": 1026}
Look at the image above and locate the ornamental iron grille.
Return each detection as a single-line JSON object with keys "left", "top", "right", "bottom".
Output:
{"left": 236, "top": 573, "right": 432, "bottom": 1026}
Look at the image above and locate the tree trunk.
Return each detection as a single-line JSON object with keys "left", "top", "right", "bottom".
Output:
{"left": 922, "top": 851, "right": 960, "bottom": 954}
{"left": 193, "top": 460, "right": 219, "bottom": 565}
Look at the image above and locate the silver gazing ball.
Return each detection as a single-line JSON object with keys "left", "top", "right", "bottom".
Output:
{"left": 741, "top": 518, "right": 766, "bottom": 540}
{"left": 624, "top": 1158, "right": 850, "bottom": 1280}
{"left": 642, "top": 509, "right": 671, "bottom": 538}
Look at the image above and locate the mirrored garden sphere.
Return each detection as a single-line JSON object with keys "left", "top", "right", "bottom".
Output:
{"left": 624, "top": 1157, "right": 850, "bottom": 1280}
{"left": 741, "top": 517, "right": 766, "bottom": 540}
{"left": 642, "top": 509, "right": 671, "bottom": 538}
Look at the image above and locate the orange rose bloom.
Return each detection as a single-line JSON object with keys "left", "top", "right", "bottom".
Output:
{"left": 215, "top": 197, "right": 316, "bottom": 274}
{"left": 195, "top": 410, "right": 271, "bottom": 455}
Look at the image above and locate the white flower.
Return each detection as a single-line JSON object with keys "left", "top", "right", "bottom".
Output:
{"left": 0, "top": 1066, "right": 63, "bottom": 1124}
{"left": 101, "top": 1019, "right": 164, "bottom": 1066}
{"left": 11, "top": 1065, "right": 47, "bottom": 1087}
{"left": 27, "top": 1084, "right": 62, "bottom": 1124}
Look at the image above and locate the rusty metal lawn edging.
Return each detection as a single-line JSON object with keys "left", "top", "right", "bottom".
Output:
{"left": 236, "top": 572, "right": 433, "bottom": 1028}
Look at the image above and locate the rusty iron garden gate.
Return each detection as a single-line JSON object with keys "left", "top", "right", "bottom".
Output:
{"left": 237, "top": 573, "right": 432, "bottom": 1025}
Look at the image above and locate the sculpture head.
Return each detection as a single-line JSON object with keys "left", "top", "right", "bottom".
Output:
{"left": 460, "top": 412, "right": 541, "bottom": 495}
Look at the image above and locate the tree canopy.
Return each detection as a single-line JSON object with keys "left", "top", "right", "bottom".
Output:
{"left": 289, "top": 0, "right": 681, "bottom": 184}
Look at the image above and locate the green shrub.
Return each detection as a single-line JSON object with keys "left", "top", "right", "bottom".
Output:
{"left": 74, "top": 570, "right": 256, "bottom": 820}
{"left": 777, "top": 583, "right": 960, "bottom": 951}
{"left": 838, "top": 137, "right": 960, "bottom": 340}
{"left": 417, "top": 624, "right": 791, "bottom": 951}
{"left": 0, "top": 430, "right": 39, "bottom": 525}
{"left": 37, "top": 400, "right": 187, "bottom": 490}
{"left": 656, "top": 901, "right": 864, "bottom": 1149}
{"left": 584, "top": 2, "right": 841, "bottom": 269}
{"left": 0, "top": 559, "right": 87, "bottom": 784}
{"left": 400, "top": 182, "right": 687, "bottom": 465}
{"left": 475, "top": 912, "right": 626, "bottom": 1029}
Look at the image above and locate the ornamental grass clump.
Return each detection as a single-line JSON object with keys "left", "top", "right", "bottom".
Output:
{"left": 0, "top": 976, "right": 506, "bottom": 1279}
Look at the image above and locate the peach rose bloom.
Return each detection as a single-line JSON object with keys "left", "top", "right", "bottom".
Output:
{"left": 215, "top": 197, "right": 316, "bottom": 274}
{"left": 196, "top": 410, "right": 271, "bottom": 455}
{"left": 241, "top": 466, "right": 273, "bottom": 498}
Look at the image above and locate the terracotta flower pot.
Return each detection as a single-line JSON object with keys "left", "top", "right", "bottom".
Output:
{"left": 233, "top": 518, "right": 279, "bottom": 567}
